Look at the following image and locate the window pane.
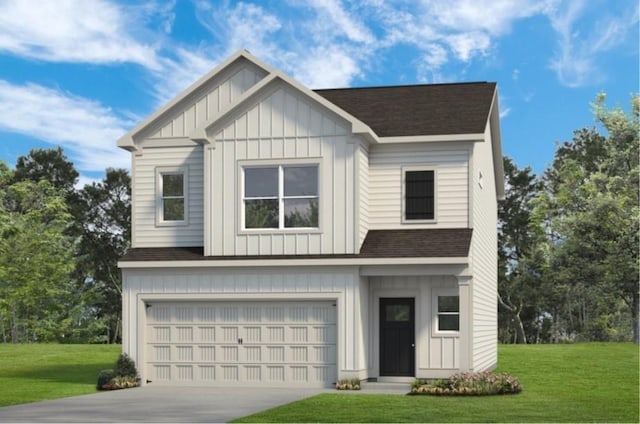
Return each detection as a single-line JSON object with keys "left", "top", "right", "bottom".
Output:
{"left": 385, "top": 304, "right": 410, "bottom": 322}
{"left": 284, "top": 166, "right": 318, "bottom": 196}
{"left": 438, "top": 296, "right": 459, "bottom": 313}
{"left": 163, "top": 174, "right": 183, "bottom": 197}
{"left": 245, "top": 199, "right": 278, "bottom": 228}
{"left": 284, "top": 198, "right": 318, "bottom": 228}
{"left": 438, "top": 314, "right": 459, "bottom": 331}
{"left": 163, "top": 198, "right": 184, "bottom": 221}
{"left": 405, "top": 170, "right": 434, "bottom": 220}
{"left": 245, "top": 167, "right": 278, "bottom": 197}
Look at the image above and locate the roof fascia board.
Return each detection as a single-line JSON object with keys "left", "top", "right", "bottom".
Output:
{"left": 380, "top": 134, "right": 485, "bottom": 144}
{"left": 118, "top": 256, "right": 468, "bottom": 269}
{"left": 488, "top": 88, "right": 506, "bottom": 200}
{"left": 190, "top": 59, "right": 380, "bottom": 144}
{"left": 117, "top": 50, "right": 269, "bottom": 151}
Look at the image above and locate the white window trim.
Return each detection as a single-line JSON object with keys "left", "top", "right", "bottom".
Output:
{"left": 431, "top": 288, "right": 460, "bottom": 337}
{"left": 239, "top": 159, "right": 321, "bottom": 233}
{"left": 401, "top": 166, "right": 437, "bottom": 224}
{"left": 155, "top": 166, "right": 188, "bottom": 227}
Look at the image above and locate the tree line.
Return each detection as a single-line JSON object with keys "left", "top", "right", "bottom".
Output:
{"left": 0, "top": 93, "right": 637, "bottom": 344}
{"left": 0, "top": 148, "right": 129, "bottom": 343}
{"left": 499, "top": 93, "right": 639, "bottom": 344}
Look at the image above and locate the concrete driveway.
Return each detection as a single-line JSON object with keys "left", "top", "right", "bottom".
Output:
{"left": 0, "top": 386, "right": 329, "bottom": 423}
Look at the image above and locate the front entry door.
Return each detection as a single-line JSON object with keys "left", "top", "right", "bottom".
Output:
{"left": 380, "top": 298, "right": 415, "bottom": 376}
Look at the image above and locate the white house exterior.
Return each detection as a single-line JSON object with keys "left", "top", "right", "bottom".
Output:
{"left": 117, "top": 50, "right": 505, "bottom": 387}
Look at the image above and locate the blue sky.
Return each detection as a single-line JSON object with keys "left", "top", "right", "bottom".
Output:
{"left": 0, "top": 0, "right": 637, "bottom": 186}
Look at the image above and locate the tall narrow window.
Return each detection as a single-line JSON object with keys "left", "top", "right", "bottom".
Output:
{"left": 157, "top": 168, "right": 187, "bottom": 224}
{"left": 243, "top": 164, "right": 319, "bottom": 229}
{"left": 405, "top": 170, "right": 434, "bottom": 220}
{"left": 437, "top": 295, "right": 459, "bottom": 332}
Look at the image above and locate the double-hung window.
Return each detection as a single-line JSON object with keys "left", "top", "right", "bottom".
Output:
{"left": 404, "top": 169, "right": 435, "bottom": 221}
{"left": 436, "top": 294, "right": 459, "bottom": 332}
{"left": 157, "top": 167, "right": 187, "bottom": 225}
{"left": 243, "top": 165, "right": 319, "bottom": 229}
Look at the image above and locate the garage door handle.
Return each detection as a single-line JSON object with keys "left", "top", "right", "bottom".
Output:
{"left": 238, "top": 338, "right": 243, "bottom": 345}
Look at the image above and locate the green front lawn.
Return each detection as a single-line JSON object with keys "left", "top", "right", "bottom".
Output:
{"left": 0, "top": 344, "right": 121, "bottom": 407}
{"left": 235, "top": 343, "right": 639, "bottom": 423}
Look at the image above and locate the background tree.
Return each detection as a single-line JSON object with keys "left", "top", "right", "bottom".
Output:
{"left": 498, "top": 157, "right": 546, "bottom": 343}
{"left": 0, "top": 175, "right": 74, "bottom": 342}
{"left": 75, "top": 168, "right": 131, "bottom": 343}
{"left": 537, "top": 93, "right": 639, "bottom": 343}
{"left": 13, "top": 147, "right": 79, "bottom": 194}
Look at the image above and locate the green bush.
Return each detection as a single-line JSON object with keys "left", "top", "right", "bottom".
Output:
{"left": 411, "top": 372, "right": 522, "bottom": 396}
{"left": 96, "top": 369, "right": 114, "bottom": 390}
{"left": 336, "top": 378, "right": 361, "bottom": 390}
{"left": 114, "top": 353, "right": 138, "bottom": 379}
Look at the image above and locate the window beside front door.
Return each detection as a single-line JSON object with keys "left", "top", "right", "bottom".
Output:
{"left": 433, "top": 291, "right": 460, "bottom": 333}
{"left": 243, "top": 164, "right": 319, "bottom": 230}
{"left": 403, "top": 168, "right": 435, "bottom": 222}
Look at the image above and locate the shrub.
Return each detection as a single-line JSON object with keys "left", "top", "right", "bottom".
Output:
{"left": 96, "top": 353, "right": 141, "bottom": 390}
{"left": 114, "top": 353, "right": 138, "bottom": 379}
{"left": 336, "top": 378, "right": 361, "bottom": 390}
{"left": 411, "top": 372, "right": 522, "bottom": 396}
{"left": 96, "top": 369, "right": 114, "bottom": 390}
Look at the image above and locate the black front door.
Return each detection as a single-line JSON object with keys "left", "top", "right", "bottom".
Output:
{"left": 380, "top": 298, "right": 415, "bottom": 376}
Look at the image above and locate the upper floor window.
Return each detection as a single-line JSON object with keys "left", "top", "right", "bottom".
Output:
{"left": 156, "top": 167, "right": 187, "bottom": 225}
{"left": 404, "top": 169, "right": 435, "bottom": 221}
{"left": 243, "top": 164, "right": 319, "bottom": 229}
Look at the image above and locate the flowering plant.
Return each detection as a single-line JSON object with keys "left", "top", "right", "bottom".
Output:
{"left": 411, "top": 372, "right": 522, "bottom": 396}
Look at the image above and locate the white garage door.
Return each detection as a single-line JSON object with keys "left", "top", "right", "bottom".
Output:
{"left": 145, "top": 301, "right": 337, "bottom": 387}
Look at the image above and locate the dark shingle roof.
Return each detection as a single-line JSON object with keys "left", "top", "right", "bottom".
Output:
{"left": 359, "top": 229, "right": 472, "bottom": 258}
{"left": 120, "top": 229, "right": 472, "bottom": 262}
{"left": 314, "top": 83, "right": 496, "bottom": 137}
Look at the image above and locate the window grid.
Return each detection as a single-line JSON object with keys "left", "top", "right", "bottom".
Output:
{"left": 157, "top": 169, "right": 187, "bottom": 224}
{"left": 243, "top": 165, "right": 319, "bottom": 230}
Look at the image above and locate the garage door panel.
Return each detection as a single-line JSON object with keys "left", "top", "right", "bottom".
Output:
{"left": 146, "top": 301, "right": 336, "bottom": 386}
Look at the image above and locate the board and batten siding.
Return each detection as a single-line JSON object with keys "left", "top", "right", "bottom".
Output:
{"left": 207, "top": 83, "right": 358, "bottom": 256}
{"left": 121, "top": 266, "right": 368, "bottom": 383}
{"left": 369, "top": 275, "right": 460, "bottom": 376}
{"left": 144, "top": 60, "right": 268, "bottom": 140}
{"left": 470, "top": 125, "right": 498, "bottom": 372}
{"left": 368, "top": 143, "right": 470, "bottom": 229}
{"left": 132, "top": 146, "right": 204, "bottom": 247}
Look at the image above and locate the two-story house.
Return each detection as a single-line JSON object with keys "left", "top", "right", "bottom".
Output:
{"left": 118, "top": 50, "right": 504, "bottom": 387}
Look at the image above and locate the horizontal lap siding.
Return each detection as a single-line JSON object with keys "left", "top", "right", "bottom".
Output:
{"left": 471, "top": 128, "right": 498, "bottom": 371}
{"left": 133, "top": 146, "right": 204, "bottom": 247}
{"left": 358, "top": 144, "right": 369, "bottom": 250}
{"left": 209, "top": 84, "right": 356, "bottom": 256}
{"left": 368, "top": 144, "right": 469, "bottom": 229}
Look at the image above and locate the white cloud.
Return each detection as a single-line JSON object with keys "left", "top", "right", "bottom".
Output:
{"left": 546, "top": 0, "right": 639, "bottom": 87}
{"left": 293, "top": 47, "right": 362, "bottom": 88}
{"left": 0, "top": 0, "right": 161, "bottom": 69}
{"left": 0, "top": 80, "right": 131, "bottom": 173}
{"left": 305, "top": 0, "right": 376, "bottom": 45}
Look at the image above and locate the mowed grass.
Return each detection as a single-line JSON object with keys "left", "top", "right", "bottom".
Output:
{"left": 235, "top": 343, "right": 639, "bottom": 423}
{"left": 0, "top": 344, "right": 121, "bottom": 407}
